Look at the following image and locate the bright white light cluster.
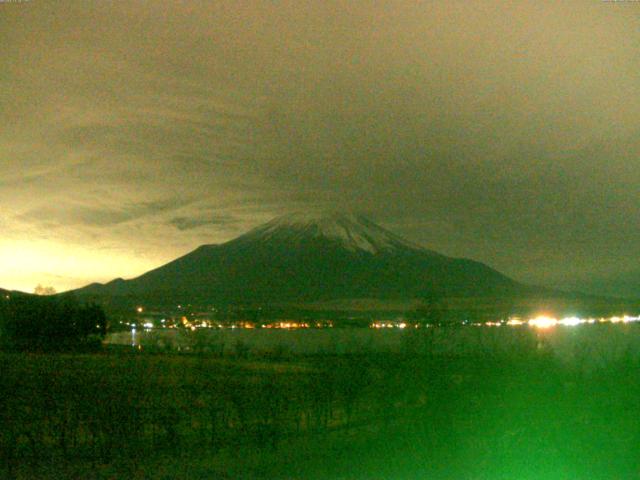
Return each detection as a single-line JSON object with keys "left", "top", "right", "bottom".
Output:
{"left": 507, "top": 314, "right": 640, "bottom": 329}
{"left": 528, "top": 316, "right": 557, "bottom": 329}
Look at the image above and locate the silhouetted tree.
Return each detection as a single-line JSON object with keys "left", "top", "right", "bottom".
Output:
{"left": 0, "top": 294, "right": 107, "bottom": 351}
{"left": 408, "top": 295, "right": 448, "bottom": 326}
{"left": 34, "top": 284, "right": 57, "bottom": 296}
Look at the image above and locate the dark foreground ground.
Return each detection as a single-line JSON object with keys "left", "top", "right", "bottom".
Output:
{"left": 2, "top": 336, "right": 640, "bottom": 479}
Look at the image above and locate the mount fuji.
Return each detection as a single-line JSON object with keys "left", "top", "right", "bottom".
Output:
{"left": 75, "top": 212, "right": 527, "bottom": 308}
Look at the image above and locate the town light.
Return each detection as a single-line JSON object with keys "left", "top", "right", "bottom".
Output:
{"left": 528, "top": 316, "right": 557, "bottom": 329}
{"left": 559, "top": 316, "right": 582, "bottom": 327}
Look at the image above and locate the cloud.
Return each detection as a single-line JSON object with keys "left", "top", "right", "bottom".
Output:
{"left": 1, "top": 0, "right": 639, "bottom": 291}
{"left": 168, "top": 214, "right": 237, "bottom": 232}
{"left": 17, "top": 198, "right": 197, "bottom": 228}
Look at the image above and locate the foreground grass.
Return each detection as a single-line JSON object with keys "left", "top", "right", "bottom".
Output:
{"left": 2, "top": 344, "right": 640, "bottom": 479}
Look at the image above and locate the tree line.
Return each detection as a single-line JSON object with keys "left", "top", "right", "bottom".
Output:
{"left": 0, "top": 293, "right": 107, "bottom": 351}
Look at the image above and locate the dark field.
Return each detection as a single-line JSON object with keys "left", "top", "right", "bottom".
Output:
{"left": 3, "top": 334, "right": 640, "bottom": 479}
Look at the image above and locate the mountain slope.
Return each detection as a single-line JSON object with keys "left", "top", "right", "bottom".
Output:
{"left": 75, "top": 212, "right": 526, "bottom": 307}
{"left": 558, "top": 270, "right": 640, "bottom": 300}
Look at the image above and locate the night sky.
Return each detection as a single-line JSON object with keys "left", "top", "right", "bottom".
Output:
{"left": 2, "top": 1, "right": 639, "bottom": 293}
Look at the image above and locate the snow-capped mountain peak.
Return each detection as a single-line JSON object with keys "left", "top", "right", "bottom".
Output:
{"left": 240, "top": 211, "right": 423, "bottom": 254}
{"left": 74, "top": 210, "right": 521, "bottom": 305}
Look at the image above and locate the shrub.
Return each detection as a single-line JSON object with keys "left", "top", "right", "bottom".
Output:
{"left": 0, "top": 293, "right": 107, "bottom": 351}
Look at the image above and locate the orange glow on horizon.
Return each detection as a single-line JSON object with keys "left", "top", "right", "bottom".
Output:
{"left": 0, "top": 239, "right": 156, "bottom": 293}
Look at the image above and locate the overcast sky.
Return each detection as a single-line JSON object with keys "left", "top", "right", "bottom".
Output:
{"left": 2, "top": 1, "right": 639, "bottom": 293}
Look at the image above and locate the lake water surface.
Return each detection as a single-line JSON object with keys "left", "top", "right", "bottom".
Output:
{"left": 107, "top": 323, "right": 640, "bottom": 368}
